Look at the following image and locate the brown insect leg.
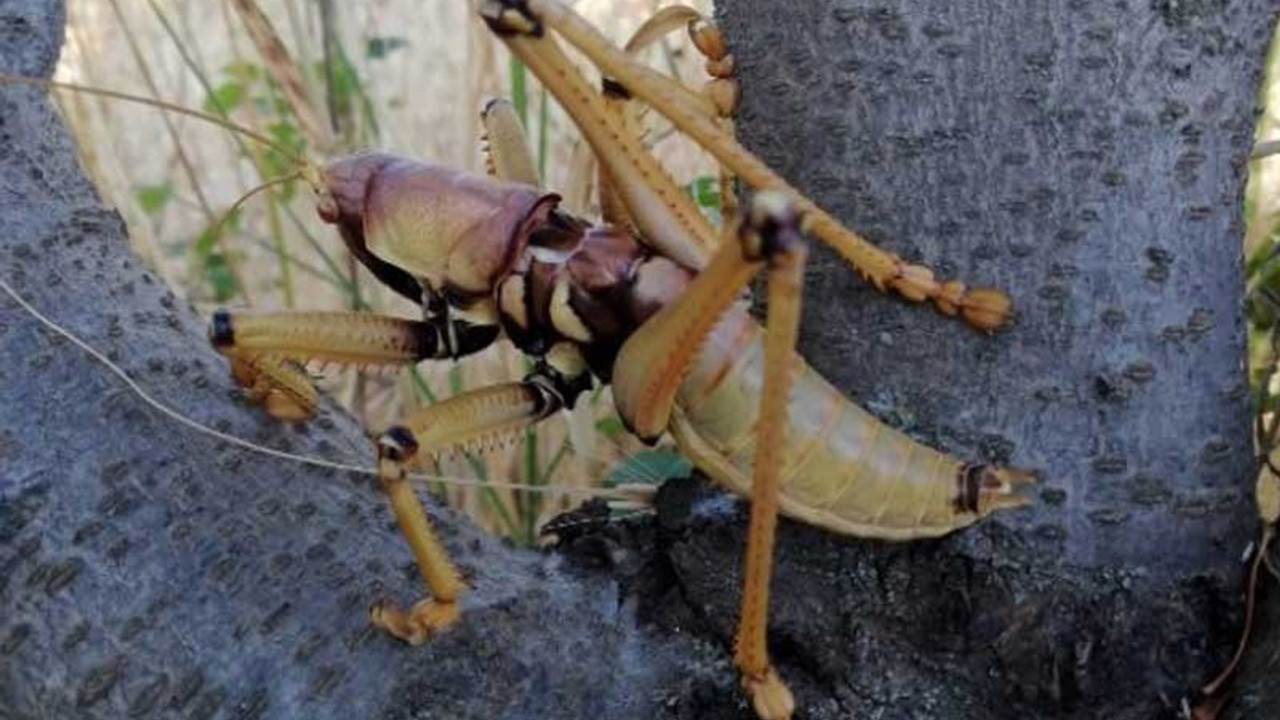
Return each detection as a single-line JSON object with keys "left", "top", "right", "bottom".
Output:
{"left": 608, "top": 199, "right": 765, "bottom": 441}
{"left": 599, "top": 6, "right": 735, "bottom": 232}
{"left": 685, "top": 16, "right": 741, "bottom": 224}
{"left": 606, "top": 190, "right": 801, "bottom": 718}
{"left": 369, "top": 428, "right": 465, "bottom": 645}
{"left": 209, "top": 309, "right": 498, "bottom": 420}
{"left": 368, "top": 370, "right": 584, "bottom": 644}
{"left": 480, "top": 97, "right": 540, "bottom": 187}
{"left": 209, "top": 310, "right": 442, "bottom": 366}
{"left": 482, "top": 1, "right": 715, "bottom": 269}
{"left": 731, "top": 193, "right": 803, "bottom": 720}
{"left": 226, "top": 352, "right": 318, "bottom": 422}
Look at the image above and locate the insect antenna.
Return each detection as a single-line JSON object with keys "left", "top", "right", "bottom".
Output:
{"left": 0, "top": 74, "right": 298, "bottom": 161}
{"left": 0, "top": 72, "right": 331, "bottom": 198}
{"left": 204, "top": 170, "right": 305, "bottom": 246}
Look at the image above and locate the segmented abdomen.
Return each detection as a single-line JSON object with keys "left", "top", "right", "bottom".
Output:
{"left": 670, "top": 306, "right": 977, "bottom": 540}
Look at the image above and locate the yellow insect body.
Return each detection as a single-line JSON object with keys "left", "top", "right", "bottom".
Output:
{"left": 671, "top": 304, "right": 994, "bottom": 540}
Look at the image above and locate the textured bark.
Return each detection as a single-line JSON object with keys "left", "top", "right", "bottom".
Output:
{"left": 4, "top": 2, "right": 1279, "bottom": 720}
{"left": 714, "top": 0, "right": 1277, "bottom": 717}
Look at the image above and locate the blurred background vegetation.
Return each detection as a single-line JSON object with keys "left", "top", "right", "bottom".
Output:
{"left": 48, "top": 2, "right": 1280, "bottom": 545}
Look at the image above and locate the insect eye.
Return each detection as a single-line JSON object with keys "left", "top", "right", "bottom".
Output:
{"left": 316, "top": 191, "right": 340, "bottom": 223}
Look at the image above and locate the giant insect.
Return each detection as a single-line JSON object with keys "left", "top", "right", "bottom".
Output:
{"left": 5, "top": 2, "right": 1034, "bottom": 718}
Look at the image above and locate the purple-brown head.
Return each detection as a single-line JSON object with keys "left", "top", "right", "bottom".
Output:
{"left": 315, "top": 151, "right": 396, "bottom": 227}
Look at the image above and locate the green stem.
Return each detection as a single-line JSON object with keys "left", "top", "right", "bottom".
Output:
{"left": 509, "top": 56, "right": 529, "bottom": 128}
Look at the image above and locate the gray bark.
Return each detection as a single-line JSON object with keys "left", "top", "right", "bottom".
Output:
{"left": 3, "top": 1, "right": 1279, "bottom": 720}
{"left": 716, "top": 0, "right": 1279, "bottom": 717}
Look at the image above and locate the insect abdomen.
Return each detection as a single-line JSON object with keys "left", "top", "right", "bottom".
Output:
{"left": 670, "top": 306, "right": 976, "bottom": 540}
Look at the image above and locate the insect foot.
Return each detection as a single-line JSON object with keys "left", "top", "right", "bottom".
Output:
{"left": 892, "top": 268, "right": 1013, "bottom": 333}
{"left": 741, "top": 667, "right": 796, "bottom": 720}
{"left": 368, "top": 597, "right": 462, "bottom": 647}
{"left": 938, "top": 281, "right": 1013, "bottom": 334}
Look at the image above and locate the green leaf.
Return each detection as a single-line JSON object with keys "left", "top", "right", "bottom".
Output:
{"left": 315, "top": 51, "right": 361, "bottom": 121}
{"left": 203, "top": 80, "right": 245, "bottom": 114}
{"left": 594, "top": 415, "right": 626, "bottom": 439}
{"left": 260, "top": 122, "right": 305, "bottom": 197}
{"left": 203, "top": 253, "right": 239, "bottom": 302}
{"left": 1246, "top": 236, "right": 1276, "bottom": 279}
{"left": 604, "top": 449, "right": 693, "bottom": 487}
{"left": 134, "top": 183, "right": 173, "bottom": 214}
{"left": 222, "top": 62, "right": 262, "bottom": 85}
{"left": 365, "top": 36, "right": 409, "bottom": 60}
{"left": 267, "top": 121, "right": 303, "bottom": 151}
{"left": 509, "top": 56, "right": 528, "bottom": 129}
{"left": 687, "top": 175, "right": 720, "bottom": 210}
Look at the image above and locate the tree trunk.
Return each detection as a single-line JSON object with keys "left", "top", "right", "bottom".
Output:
{"left": 3, "top": 1, "right": 1279, "bottom": 719}
{"left": 715, "top": 0, "right": 1277, "bottom": 717}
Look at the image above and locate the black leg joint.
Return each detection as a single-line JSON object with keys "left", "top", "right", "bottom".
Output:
{"left": 208, "top": 309, "right": 235, "bottom": 348}
{"left": 741, "top": 192, "right": 804, "bottom": 263}
{"left": 525, "top": 359, "right": 593, "bottom": 416}
{"left": 601, "top": 77, "right": 631, "bottom": 99}
{"left": 479, "top": 0, "right": 544, "bottom": 37}
{"left": 378, "top": 425, "right": 420, "bottom": 463}
{"left": 430, "top": 321, "right": 501, "bottom": 361}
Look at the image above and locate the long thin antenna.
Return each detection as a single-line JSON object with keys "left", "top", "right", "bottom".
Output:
{"left": 0, "top": 277, "right": 640, "bottom": 501}
{"left": 0, "top": 73, "right": 302, "bottom": 163}
{"left": 206, "top": 171, "right": 302, "bottom": 243}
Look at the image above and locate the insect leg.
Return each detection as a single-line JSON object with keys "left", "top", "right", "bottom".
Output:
{"left": 370, "top": 357, "right": 591, "bottom": 644}
{"left": 620, "top": 7, "right": 740, "bottom": 223}
{"left": 599, "top": 7, "right": 738, "bottom": 232}
{"left": 608, "top": 191, "right": 801, "bottom": 718}
{"left": 510, "top": 0, "right": 1011, "bottom": 332}
{"left": 732, "top": 194, "right": 804, "bottom": 720}
{"left": 480, "top": 97, "right": 541, "bottom": 187}
{"left": 371, "top": 431, "right": 466, "bottom": 645}
{"left": 209, "top": 310, "right": 500, "bottom": 420}
{"left": 608, "top": 196, "right": 768, "bottom": 441}
{"left": 480, "top": 0, "right": 716, "bottom": 269}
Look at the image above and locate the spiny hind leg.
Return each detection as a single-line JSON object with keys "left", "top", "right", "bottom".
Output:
{"left": 369, "top": 352, "right": 591, "bottom": 643}
{"left": 482, "top": 0, "right": 718, "bottom": 268}
{"left": 608, "top": 189, "right": 781, "bottom": 440}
